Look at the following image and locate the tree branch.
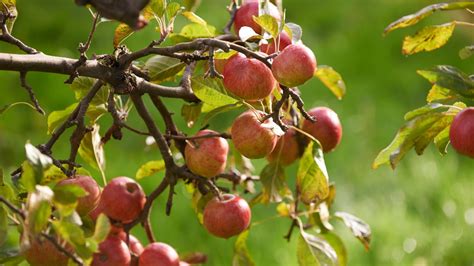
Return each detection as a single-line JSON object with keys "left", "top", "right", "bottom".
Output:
{"left": 19, "top": 72, "right": 45, "bottom": 115}
{"left": 0, "top": 11, "right": 38, "bottom": 54}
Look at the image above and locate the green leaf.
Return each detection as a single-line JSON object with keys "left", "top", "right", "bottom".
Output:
{"left": 404, "top": 103, "right": 444, "bottom": 121}
{"left": 78, "top": 125, "right": 106, "bottom": 179}
{"left": 92, "top": 213, "right": 110, "bottom": 244}
{"left": 53, "top": 184, "right": 87, "bottom": 217}
{"left": 0, "top": 249, "right": 24, "bottom": 265}
{"left": 232, "top": 230, "right": 255, "bottom": 266}
{"left": 373, "top": 113, "right": 443, "bottom": 169}
{"left": 183, "top": 0, "right": 201, "bottom": 11}
{"left": 297, "top": 142, "right": 330, "bottom": 205}
{"left": 71, "top": 77, "right": 110, "bottom": 106}
{"left": 384, "top": 2, "right": 474, "bottom": 34}
{"left": 47, "top": 104, "right": 77, "bottom": 134}
{"left": 459, "top": 45, "right": 474, "bottom": 60}
{"left": 148, "top": 0, "right": 166, "bottom": 17}
{"left": 0, "top": 0, "right": 17, "bottom": 32}
{"left": 253, "top": 14, "right": 279, "bottom": 38}
{"left": 182, "top": 11, "right": 207, "bottom": 25}
{"left": 201, "top": 103, "right": 241, "bottom": 125}
{"left": 426, "top": 85, "right": 460, "bottom": 104}
{"left": 297, "top": 231, "right": 338, "bottom": 266}
{"left": 414, "top": 115, "right": 453, "bottom": 155}
{"left": 170, "top": 23, "right": 216, "bottom": 42}
{"left": 314, "top": 66, "right": 346, "bottom": 100}
{"left": 52, "top": 220, "right": 92, "bottom": 259}
{"left": 259, "top": 163, "right": 292, "bottom": 203}
{"left": 135, "top": 160, "right": 166, "bottom": 180}
{"left": 144, "top": 55, "right": 186, "bottom": 83}
{"left": 0, "top": 169, "right": 15, "bottom": 202}
{"left": 191, "top": 189, "right": 214, "bottom": 224}
{"left": 321, "top": 232, "right": 347, "bottom": 266}
{"left": 191, "top": 76, "right": 240, "bottom": 109}
{"left": 335, "top": 212, "right": 371, "bottom": 251}
{"left": 26, "top": 185, "right": 53, "bottom": 234}
{"left": 434, "top": 126, "right": 451, "bottom": 155}
{"left": 166, "top": 2, "right": 183, "bottom": 20}
{"left": 181, "top": 103, "right": 202, "bottom": 128}
{"left": 417, "top": 65, "right": 474, "bottom": 98}
{"left": 402, "top": 22, "right": 456, "bottom": 55}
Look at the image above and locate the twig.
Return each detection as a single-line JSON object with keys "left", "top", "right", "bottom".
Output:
{"left": 19, "top": 72, "right": 45, "bottom": 115}
{"left": 65, "top": 12, "right": 100, "bottom": 84}
{"left": 143, "top": 213, "right": 156, "bottom": 243}
{"left": 205, "top": 47, "right": 223, "bottom": 79}
{"left": 0, "top": 11, "right": 38, "bottom": 54}
{"left": 165, "top": 132, "right": 231, "bottom": 141}
{"left": 67, "top": 80, "right": 104, "bottom": 172}
{"left": 0, "top": 196, "right": 24, "bottom": 219}
{"left": 286, "top": 87, "right": 315, "bottom": 122}
{"left": 223, "top": 0, "right": 238, "bottom": 35}
{"left": 41, "top": 233, "right": 84, "bottom": 266}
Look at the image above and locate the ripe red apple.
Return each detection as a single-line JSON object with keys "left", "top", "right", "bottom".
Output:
{"left": 267, "top": 127, "right": 300, "bottom": 165}
{"left": 234, "top": 1, "right": 281, "bottom": 34}
{"left": 450, "top": 107, "right": 474, "bottom": 158}
{"left": 139, "top": 242, "right": 180, "bottom": 266}
{"left": 231, "top": 110, "right": 279, "bottom": 159}
{"left": 99, "top": 177, "right": 146, "bottom": 223}
{"left": 24, "top": 236, "right": 71, "bottom": 266}
{"left": 185, "top": 129, "right": 229, "bottom": 178}
{"left": 117, "top": 231, "right": 144, "bottom": 255}
{"left": 302, "top": 107, "right": 342, "bottom": 153}
{"left": 223, "top": 53, "right": 276, "bottom": 101}
{"left": 92, "top": 236, "right": 131, "bottom": 266}
{"left": 272, "top": 44, "right": 317, "bottom": 88}
{"left": 56, "top": 175, "right": 101, "bottom": 216}
{"left": 203, "top": 194, "right": 251, "bottom": 239}
{"left": 260, "top": 31, "right": 292, "bottom": 55}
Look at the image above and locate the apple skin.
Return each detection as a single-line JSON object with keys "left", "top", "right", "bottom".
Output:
{"left": 302, "top": 107, "right": 342, "bottom": 153}
{"left": 92, "top": 236, "right": 131, "bottom": 266}
{"left": 231, "top": 110, "right": 279, "bottom": 159}
{"left": 450, "top": 107, "right": 474, "bottom": 158}
{"left": 260, "top": 31, "right": 292, "bottom": 55}
{"left": 267, "top": 127, "right": 300, "bottom": 165}
{"left": 56, "top": 175, "right": 101, "bottom": 216}
{"left": 24, "top": 236, "right": 71, "bottom": 266}
{"left": 234, "top": 1, "right": 281, "bottom": 34}
{"left": 185, "top": 129, "right": 229, "bottom": 178}
{"left": 271, "top": 44, "right": 317, "bottom": 88}
{"left": 203, "top": 194, "right": 251, "bottom": 239}
{"left": 99, "top": 177, "right": 146, "bottom": 223}
{"left": 139, "top": 242, "right": 180, "bottom": 266}
{"left": 223, "top": 53, "right": 276, "bottom": 101}
{"left": 116, "top": 231, "right": 145, "bottom": 255}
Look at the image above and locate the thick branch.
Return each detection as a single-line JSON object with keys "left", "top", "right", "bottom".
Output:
{"left": 0, "top": 53, "right": 198, "bottom": 101}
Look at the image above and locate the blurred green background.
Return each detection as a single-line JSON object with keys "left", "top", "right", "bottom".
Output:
{"left": 1, "top": 0, "right": 473, "bottom": 265}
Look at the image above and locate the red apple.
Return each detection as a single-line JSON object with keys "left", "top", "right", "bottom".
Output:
{"left": 260, "top": 31, "right": 292, "bottom": 55}
{"left": 56, "top": 175, "right": 101, "bottom": 216}
{"left": 267, "top": 127, "right": 300, "bottom": 165}
{"left": 139, "top": 242, "right": 180, "bottom": 266}
{"left": 24, "top": 236, "right": 71, "bottom": 266}
{"left": 450, "top": 107, "right": 474, "bottom": 158}
{"left": 185, "top": 129, "right": 229, "bottom": 178}
{"left": 203, "top": 194, "right": 251, "bottom": 239}
{"left": 302, "top": 107, "right": 342, "bottom": 153}
{"left": 231, "top": 110, "right": 279, "bottom": 159}
{"left": 223, "top": 53, "right": 276, "bottom": 101}
{"left": 100, "top": 177, "right": 146, "bottom": 223}
{"left": 92, "top": 236, "right": 131, "bottom": 266}
{"left": 272, "top": 44, "right": 317, "bottom": 87}
{"left": 117, "top": 231, "right": 144, "bottom": 255}
{"left": 234, "top": 1, "right": 281, "bottom": 34}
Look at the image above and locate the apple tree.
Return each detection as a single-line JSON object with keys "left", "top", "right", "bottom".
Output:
{"left": 0, "top": 0, "right": 371, "bottom": 265}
